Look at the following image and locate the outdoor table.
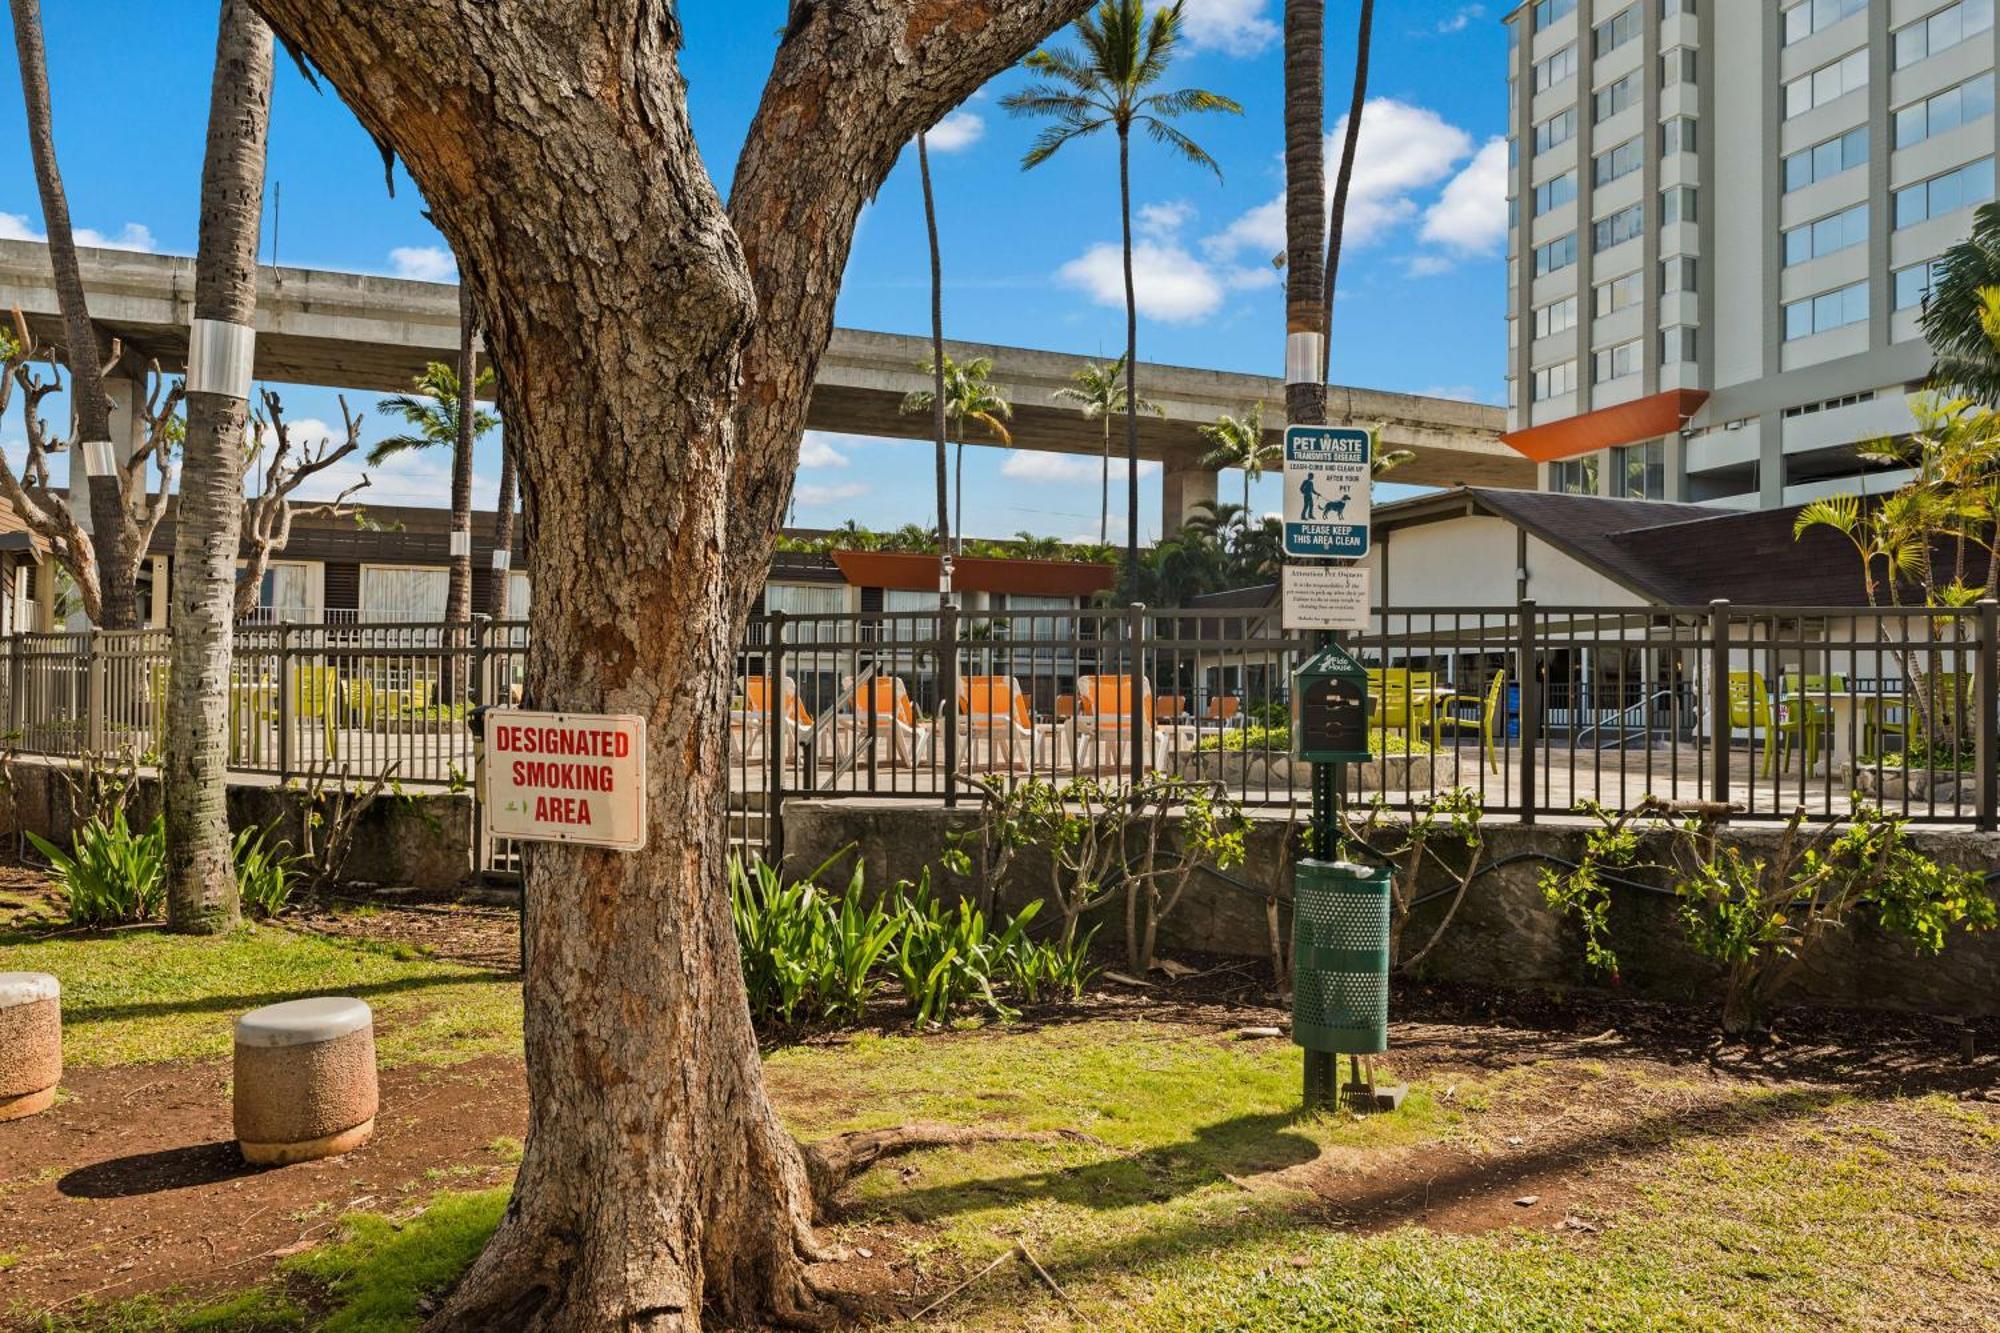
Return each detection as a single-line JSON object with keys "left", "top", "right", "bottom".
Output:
{"left": 1780, "top": 691, "right": 1861, "bottom": 775}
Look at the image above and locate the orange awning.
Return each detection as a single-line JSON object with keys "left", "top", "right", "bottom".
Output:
{"left": 1501, "top": 389, "right": 1710, "bottom": 464}
{"left": 829, "top": 550, "right": 1116, "bottom": 597}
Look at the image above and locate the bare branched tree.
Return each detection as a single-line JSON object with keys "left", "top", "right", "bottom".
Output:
{"left": 235, "top": 389, "right": 368, "bottom": 618}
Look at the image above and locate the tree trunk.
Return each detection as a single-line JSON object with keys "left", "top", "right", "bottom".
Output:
{"left": 446, "top": 284, "right": 477, "bottom": 699}
{"left": 1320, "top": 0, "right": 1374, "bottom": 382}
{"left": 955, "top": 431, "right": 966, "bottom": 550}
{"left": 1100, "top": 416, "right": 1111, "bottom": 547}
{"left": 493, "top": 432, "right": 518, "bottom": 614}
{"left": 247, "top": 3, "right": 1090, "bottom": 1327}
{"left": 918, "top": 131, "right": 951, "bottom": 594}
{"left": 165, "top": 0, "right": 272, "bottom": 934}
{"left": 1119, "top": 126, "right": 1140, "bottom": 581}
{"left": 1285, "top": 0, "right": 1328, "bottom": 431}
{"left": 8, "top": 0, "right": 134, "bottom": 628}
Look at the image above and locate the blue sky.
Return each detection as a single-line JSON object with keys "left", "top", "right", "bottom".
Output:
{"left": 1, "top": 0, "right": 1511, "bottom": 544}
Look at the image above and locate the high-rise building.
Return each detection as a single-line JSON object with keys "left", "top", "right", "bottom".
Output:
{"left": 1502, "top": 0, "right": 1998, "bottom": 507}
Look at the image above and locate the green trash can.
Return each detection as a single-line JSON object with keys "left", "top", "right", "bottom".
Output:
{"left": 1291, "top": 859, "right": 1391, "bottom": 1055}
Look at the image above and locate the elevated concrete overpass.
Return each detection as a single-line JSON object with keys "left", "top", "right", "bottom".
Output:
{"left": 0, "top": 238, "right": 1527, "bottom": 531}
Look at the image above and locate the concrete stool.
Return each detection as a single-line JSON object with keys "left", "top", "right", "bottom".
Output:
{"left": 0, "top": 973, "right": 61, "bottom": 1122}
{"left": 233, "top": 997, "right": 378, "bottom": 1166}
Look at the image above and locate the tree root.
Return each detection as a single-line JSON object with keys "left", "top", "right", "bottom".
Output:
{"left": 800, "top": 1122, "right": 1101, "bottom": 1213}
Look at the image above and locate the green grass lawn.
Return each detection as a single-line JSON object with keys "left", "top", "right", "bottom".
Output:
{"left": 12, "top": 896, "right": 1997, "bottom": 1332}
{"left": 0, "top": 904, "right": 520, "bottom": 1071}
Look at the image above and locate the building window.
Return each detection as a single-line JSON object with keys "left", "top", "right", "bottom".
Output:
{"left": 359, "top": 566, "right": 448, "bottom": 622}
{"left": 1533, "top": 360, "right": 1579, "bottom": 400}
{"left": 1593, "top": 202, "right": 1645, "bottom": 253}
{"left": 1534, "top": 108, "right": 1577, "bottom": 156}
{"left": 1535, "top": 231, "right": 1579, "bottom": 276}
{"left": 1782, "top": 127, "right": 1868, "bottom": 192}
{"left": 1783, "top": 203, "right": 1868, "bottom": 266}
{"left": 1660, "top": 326, "right": 1698, "bottom": 364}
{"left": 1593, "top": 339, "right": 1642, "bottom": 383}
{"left": 1662, "top": 0, "right": 1696, "bottom": 14}
{"left": 1660, "top": 115, "right": 1697, "bottom": 156}
{"left": 1594, "top": 6, "right": 1640, "bottom": 57}
{"left": 765, "top": 583, "right": 848, "bottom": 618}
{"left": 1894, "top": 72, "right": 1996, "bottom": 149}
{"left": 1611, "top": 441, "right": 1665, "bottom": 499}
{"left": 1660, "top": 186, "right": 1697, "bottom": 225}
{"left": 1594, "top": 72, "right": 1638, "bottom": 122}
{"left": 1784, "top": 0, "right": 1866, "bottom": 46}
{"left": 1595, "top": 270, "right": 1643, "bottom": 316}
{"left": 1534, "top": 294, "right": 1579, "bottom": 338}
{"left": 1534, "top": 0, "right": 1577, "bottom": 31}
{"left": 1551, "top": 455, "right": 1600, "bottom": 494}
{"left": 506, "top": 571, "right": 531, "bottom": 619}
{"left": 1534, "top": 170, "right": 1578, "bottom": 216}
{"left": 1895, "top": 258, "right": 1944, "bottom": 309}
{"left": 1593, "top": 136, "right": 1643, "bottom": 186}
{"left": 1784, "top": 48, "right": 1867, "bottom": 119}
{"left": 1661, "top": 256, "right": 1698, "bottom": 294}
{"left": 1894, "top": 0, "right": 1995, "bottom": 70}
{"left": 1895, "top": 156, "right": 1996, "bottom": 228}
{"left": 1783, "top": 280, "right": 1869, "bottom": 339}
{"left": 1534, "top": 43, "right": 1578, "bottom": 93}
{"left": 1660, "top": 47, "right": 1697, "bottom": 86}
{"left": 257, "top": 564, "right": 313, "bottom": 623}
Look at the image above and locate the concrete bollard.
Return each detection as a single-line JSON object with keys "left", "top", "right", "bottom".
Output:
{"left": 233, "top": 996, "right": 379, "bottom": 1166}
{"left": 0, "top": 973, "right": 61, "bottom": 1122}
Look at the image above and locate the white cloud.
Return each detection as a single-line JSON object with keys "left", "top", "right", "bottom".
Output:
{"left": 1002, "top": 453, "right": 1161, "bottom": 483}
{"left": 1179, "top": 0, "right": 1280, "bottom": 55}
{"left": 1138, "top": 200, "right": 1195, "bottom": 239}
{"left": 1059, "top": 240, "right": 1226, "bottom": 323}
{"left": 798, "top": 433, "right": 850, "bottom": 468}
{"left": 924, "top": 111, "right": 984, "bottom": 153}
{"left": 796, "top": 480, "right": 870, "bottom": 506}
{"left": 1405, "top": 254, "right": 1455, "bottom": 277}
{"left": 1419, "top": 136, "right": 1509, "bottom": 257}
{"left": 0, "top": 211, "right": 154, "bottom": 251}
{"left": 1206, "top": 99, "right": 1475, "bottom": 259}
{"left": 1437, "top": 4, "right": 1485, "bottom": 33}
{"left": 389, "top": 245, "right": 456, "bottom": 282}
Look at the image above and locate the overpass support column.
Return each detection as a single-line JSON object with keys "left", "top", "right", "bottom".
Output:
{"left": 1161, "top": 458, "right": 1218, "bottom": 538}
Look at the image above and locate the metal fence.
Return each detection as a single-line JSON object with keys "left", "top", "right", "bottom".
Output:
{"left": 2, "top": 599, "right": 1996, "bottom": 874}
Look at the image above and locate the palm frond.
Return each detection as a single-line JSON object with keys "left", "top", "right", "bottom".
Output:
{"left": 1139, "top": 117, "right": 1224, "bottom": 179}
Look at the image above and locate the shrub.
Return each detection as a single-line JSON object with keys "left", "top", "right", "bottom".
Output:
{"left": 1003, "top": 923, "right": 1099, "bottom": 1003}
{"left": 234, "top": 826, "right": 303, "bottom": 919}
{"left": 730, "top": 855, "right": 897, "bottom": 1026}
{"left": 889, "top": 873, "right": 1039, "bottom": 1025}
{"left": 29, "top": 810, "right": 166, "bottom": 927}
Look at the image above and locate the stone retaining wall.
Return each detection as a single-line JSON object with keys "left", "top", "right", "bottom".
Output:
{"left": 783, "top": 799, "right": 2000, "bottom": 1019}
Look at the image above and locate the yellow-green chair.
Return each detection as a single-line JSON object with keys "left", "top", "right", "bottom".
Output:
{"left": 1728, "top": 670, "right": 1817, "bottom": 778}
{"left": 1431, "top": 668, "right": 1507, "bottom": 773}
{"left": 1365, "top": 668, "right": 1415, "bottom": 741}
{"left": 149, "top": 663, "right": 272, "bottom": 765}
{"left": 287, "top": 663, "right": 340, "bottom": 757}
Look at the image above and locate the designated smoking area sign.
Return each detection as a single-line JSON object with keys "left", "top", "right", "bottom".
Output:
{"left": 1281, "top": 425, "right": 1372, "bottom": 559}
{"left": 483, "top": 710, "right": 648, "bottom": 851}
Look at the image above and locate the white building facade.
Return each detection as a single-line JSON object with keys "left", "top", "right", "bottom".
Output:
{"left": 1505, "top": 0, "right": 1998, "bottom": 507}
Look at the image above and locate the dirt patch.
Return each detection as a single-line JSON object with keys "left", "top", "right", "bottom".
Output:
{"left": 0, "top": 1055, "right": 527, "bottom": 1322}
{"left": 291, "top": 897, "right": 522, "bottom": 972}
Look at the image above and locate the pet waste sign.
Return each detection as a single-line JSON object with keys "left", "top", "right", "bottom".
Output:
{"left": 484, "top": 710, "right": 647, "bottom": 851}
{"left": 1281, "top": 425, "right": 1372, "bottom": 560}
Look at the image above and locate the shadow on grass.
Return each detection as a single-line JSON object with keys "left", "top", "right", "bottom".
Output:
{"left": 58, "top": 1141, "right": 267, "bottom": 1199}
{"left": 61, "top": 969, "right": 515, "bottom": 1028}
{"left": 894, "top": 1082, "right": 1860, "bottom": 1325}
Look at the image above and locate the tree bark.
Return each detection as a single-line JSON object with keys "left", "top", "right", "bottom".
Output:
{"left": 1119, "top": 125, "right": 1140, "bottom": 579}
{"left": 918, "top": 131, "right": 952, "bottom": 591}
{"left": 1285, "top": 0, "right": 1328, "bottom": 430}
{"left": 247, "top": 3, "right": 1089, "bottom": 1327}
{"left": 165, "top": 0, "right": 272, "bottom": 934}
{"left": 8, "top": 0, "right": 137, "bottom": 628}
{"left": 1100, "top": 415, "right": 1112, "bottom": 547}
{"left": 1320, "top": 0, "right": 1374, "bottom": 382}
{"left": 493, "top": 431, "right": 518, "bottom": 614}
{"left": 446, "top": 284, "right": 477, "bottom": 698}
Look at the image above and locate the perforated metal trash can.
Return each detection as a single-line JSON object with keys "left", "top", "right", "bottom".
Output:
{"left": 1292, "top": 859, "right": 1391, "bottom": 1055}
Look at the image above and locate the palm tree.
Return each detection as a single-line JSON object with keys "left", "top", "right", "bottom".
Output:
{"left": 1372, "top": 446, "right": 1416, "bottom": 478}
{"left": 1004, "top": 0, "right": 1241, "bottom": 583}
{"left": 163, "top": 0, "right": 273, "bottom": 933}
{"left": 916, "top": 129, "right": 952, "bottom": 602}
{"left": 1919, "top": 201, "right": 2000, "bottom": 403}
{"left": 1197, "top": 402, "right": 1277, "bottom": 528}
{"left": 1052, "top": 354, "right": 1163, "bottom": 544}
{"left": 1321, "top": 0, "right": 1375, "bottom": 379}
{"left": 899, "top": 354, "right": 1013, "bottom": 553}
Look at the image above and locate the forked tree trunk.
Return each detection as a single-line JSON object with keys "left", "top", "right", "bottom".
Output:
{"left": 8, "top": 0, "right": 135, "bottom": 628}
{"left": 165, "top": 0, "right": 273, "bottom": 933}
{"left": 248, "top": 3, "right": 1088, "bottom": 1327}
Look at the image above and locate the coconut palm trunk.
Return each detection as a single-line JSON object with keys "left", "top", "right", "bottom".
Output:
{"left": 918, "top": 131, "right": 952, "bottom": 585}
{"left": 1100, "top": 414, "right": 1113, "bottom": 545}
{"left": 1119, "top": 124, "right": 1140, "bottom": 580}
{"left": 445, "top": 284, "right": 477, "bottom": 698}
{"left": 164, "top": 0, "right": 272, "bottom": 933}
{"left": 1287, "top": 0, "right": 1328, "bottom": 427}
{"left": 1321, "top": 0, "right": 1375, "bottom": 379}
{"left": 9, "top": 0, "right": 135, "bottom": 627}
{"left": 492, "top": 433, "right": 517, "bottom": 613}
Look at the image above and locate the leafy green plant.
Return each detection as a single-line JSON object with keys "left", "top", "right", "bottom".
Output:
{"left": 729, "top": 853, "right": 901, "bottom": 1026}
{"left": 29, "top": 810, "right": 167, "bottom": 927}
{"left": 889, "top": 872, "right": 1040, "bottom": 1026}
{"left": 1003, "top": 923, "right": 1100, "bottom": 1004}
{"left": 1339, "top": 788, "right": 1488, "bottom": 975}
{"left": 233, "top": 825, "right": 303, "bottom": 920}
{"left": 1544, "top": 798, "right": 1998, "bottom": 1035}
